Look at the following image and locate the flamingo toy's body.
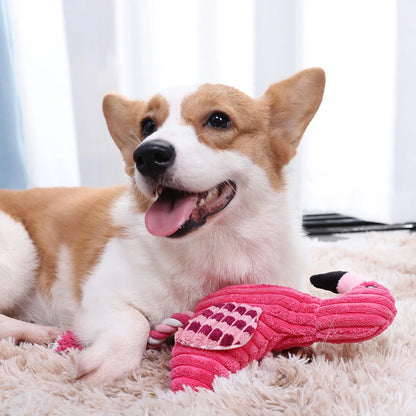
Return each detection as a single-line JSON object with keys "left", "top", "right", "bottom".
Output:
{"left": 170, "top": 272, "right": 396, "bottom": 392}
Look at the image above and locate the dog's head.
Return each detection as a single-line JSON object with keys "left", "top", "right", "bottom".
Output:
{"left": 103, "top": 68, "right": 325, "bottom": 239}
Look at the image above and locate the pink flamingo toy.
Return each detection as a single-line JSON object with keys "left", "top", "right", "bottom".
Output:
{"left": 169, "top": 271, "right": 396, "bottom": 392}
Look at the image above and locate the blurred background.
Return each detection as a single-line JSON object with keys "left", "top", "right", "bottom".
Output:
{"left": 1, "top": 0, "right": 415, "bottom": 224}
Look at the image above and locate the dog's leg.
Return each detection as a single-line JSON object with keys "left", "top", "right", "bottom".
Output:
{"left": 0, "top": 211, "right": 37, "bottom": 308}
{"left": 0, "top": 211, "right": 62, "bottom": 343}
{"left": 0, "top": 314, "right": 62, "bottom": 344}
{"left": 74, "top": 305, "right": 150, "bottom": 385}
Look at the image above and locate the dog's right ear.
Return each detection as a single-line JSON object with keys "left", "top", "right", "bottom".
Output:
{"left": 261, "top": 68, "right": 325, "bottom": 166}
{"left": 103, "top": 94, "right": 146, "bottom": 176}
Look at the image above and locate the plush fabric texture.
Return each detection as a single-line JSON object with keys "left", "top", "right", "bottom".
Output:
{"left": 171, "top": 277, "right": 396, "bottom": 391}
{"left": 0, "top": 231, "right": 415, "bottom": 415}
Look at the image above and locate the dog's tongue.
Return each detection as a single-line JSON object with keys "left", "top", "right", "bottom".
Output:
{"left": 145, "top": 189, "right": 198, "bottom": 237}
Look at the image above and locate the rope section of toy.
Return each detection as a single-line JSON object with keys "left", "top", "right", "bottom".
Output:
{"left": 147, "top": 311, "right": 194, "bottom": 350}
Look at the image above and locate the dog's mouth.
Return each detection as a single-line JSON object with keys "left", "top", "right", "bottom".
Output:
{"left": 145, "top": 181, "right": 236, "bottom": 238}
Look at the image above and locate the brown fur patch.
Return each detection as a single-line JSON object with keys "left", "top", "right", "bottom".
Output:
{"left": 103, "top": 93, "right": 170, "bottom": 177}
{"left": 181, "top": 84, "right": 286, "bottom": 190}
{"left": 145, "top": 94, "right": 170, "bottom": 130}
{"left": 181, "top": 68, "right": 325, "bottom": 191}
{"left": 0, "top": 186, "right": 129, "bottom": 300}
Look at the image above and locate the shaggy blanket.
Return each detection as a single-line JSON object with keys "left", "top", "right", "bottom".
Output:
{"left": 1, "top": 231, "right": 415, "bottom": 415}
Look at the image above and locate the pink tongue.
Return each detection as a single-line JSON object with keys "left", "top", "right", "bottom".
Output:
{"left": 145, "top": 192, "right": 198, "bottom": 237}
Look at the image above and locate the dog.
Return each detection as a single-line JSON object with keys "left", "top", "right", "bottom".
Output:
{"left": 0, "top": 68, "right": 325, "bottom": 384}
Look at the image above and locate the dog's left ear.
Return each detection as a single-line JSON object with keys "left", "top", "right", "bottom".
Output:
{"left": 262, "top": 68, "right": 325, "bottom": 164}
{"left": 103, "top": 93, "right": 146, "bottom": 176}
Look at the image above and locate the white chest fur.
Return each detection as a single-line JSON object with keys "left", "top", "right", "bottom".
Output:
{"left": 78, "top": 177, "right": 306, "bottom": 330}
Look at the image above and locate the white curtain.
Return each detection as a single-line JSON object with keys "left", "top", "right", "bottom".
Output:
{"left": 299, "top": 0, "right": 416, "bottom": 224}
{"left": 9, "top": 0, "right": 80, "bottom": 187}
{"left": 9, "top": 0, "right": 416, "bottom": 222}
{"left": 0, "top": 0, "right": 29, "bottom": 189}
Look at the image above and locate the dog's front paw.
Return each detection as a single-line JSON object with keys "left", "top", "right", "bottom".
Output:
{"left": 72, "top": 302, "right": 150, "bottom": 385}
{"left": 75, "top": 337, "right": 144, "bottom": 385}
{"left": 17, "top": 322, "right": 63, "bottom": 345}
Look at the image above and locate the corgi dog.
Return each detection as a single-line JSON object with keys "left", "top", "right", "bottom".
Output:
{"left": 0, "top": 68, "right": 325, "bottom": 384}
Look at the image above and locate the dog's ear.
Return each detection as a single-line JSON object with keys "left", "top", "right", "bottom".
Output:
{"left": 103, "top": 93, "right": 146, "bottom": 176}
{"left": 261, "top": 68, "right": 325, "bottom": 165}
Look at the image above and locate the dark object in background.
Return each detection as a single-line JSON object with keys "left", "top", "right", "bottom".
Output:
{"left": 303, "top": 213, "right": 416, "bottom": 236}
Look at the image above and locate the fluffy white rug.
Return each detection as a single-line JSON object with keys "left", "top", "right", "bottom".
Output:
{"left": 1, "top": 231, "right": 415, "bottom": 415}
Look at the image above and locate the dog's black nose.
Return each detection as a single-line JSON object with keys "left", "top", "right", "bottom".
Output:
{"left": 133, "top": 139, "right": 176, "bottom": 178}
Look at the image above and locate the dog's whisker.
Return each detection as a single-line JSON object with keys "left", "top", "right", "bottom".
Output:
{"left": 126, "top": 135, "right": 140, "bottom": 146}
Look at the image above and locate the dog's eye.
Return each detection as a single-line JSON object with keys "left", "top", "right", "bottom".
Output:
{"left": 207, "top": 112, "right": 231, "bottom": 129}
{"left": 141, "top": 118, "right": 157, "bottom": 138}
